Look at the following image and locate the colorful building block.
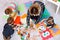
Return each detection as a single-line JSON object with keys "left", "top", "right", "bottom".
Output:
{"left": 50, "top": 25, "right": 60, "bottom": 36}
{"left": 25, "top": 1, "right": 32, "bottom": 8}
{"left": 2, "top": 15, "right": 9, "bottom": 20}
{"left": 18, "top": 4, "right": 25, "bottom": 12}
{"left": 14, "top": 16, "right": 22, "bottom": 25}
{"left": 21, "top": 13, "right": 27, "bottom": 19}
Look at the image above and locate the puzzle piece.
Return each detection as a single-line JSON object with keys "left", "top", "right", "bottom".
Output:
{"left": 21, "top": 36, "right": 24, "bottom": 40}
{"left": 17, "top": 29, "right": 21, "bottom": 35}
{"left": 50, "top": 25, "right": 60, "bottom": 36}
{"left": 38, "top": 26, "right": 46, "bottom": 31}
{"left": 18, "top": 4, "right": 25, "bottom": 12}
{"left": 21, "top": 14, "right": 27, "bottom": 19}
{"left": 2, "top": 15, "right": 9, "bottom": 20}
{"left": 42, "top": 31, "right": 50, "bottom": 37}
{"left": 39, "top": 28, "right": 53, "bottom": 40}
{"left": 25, "top": 1, "right": 32, "bottom": 8}
{"left": 14, "top": 16, "right": 22, "bottom": 25}
{"left": 51, "top": 28, "right": 58, "bottom": 33}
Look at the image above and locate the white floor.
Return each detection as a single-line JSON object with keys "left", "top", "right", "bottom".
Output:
{"left": 0, "top": 0, "right": 60, "bottom": 40}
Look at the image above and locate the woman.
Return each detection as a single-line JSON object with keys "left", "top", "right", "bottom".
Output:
{"left": 26, "top": 1, "right": 45, "bottom": 26}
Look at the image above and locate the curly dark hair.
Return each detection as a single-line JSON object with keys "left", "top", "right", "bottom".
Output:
{"left": 47, "top": 16, "right": 54, "bottom": 22}
{"left": 31, "top": 7, "right": 38, "bottom": 14}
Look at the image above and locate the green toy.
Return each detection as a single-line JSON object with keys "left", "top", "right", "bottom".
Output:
{"left": 21, "top": 36, "right": 24, "bottom": 40}
{"left": 18, "top": 4, "right": 25, "bottom": 12}
{"left": 2, "top": 15, "right": 9, "bottom": 20}
{"left": 58, "top": 0, "right": 60, "bottom": 2}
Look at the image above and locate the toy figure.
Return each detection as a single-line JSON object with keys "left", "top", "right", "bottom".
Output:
{"left": 20, "top": 31, "right": 27, "bottom": 40}
{"left": 21, "top": 34, "right": 24, "bottom": 40}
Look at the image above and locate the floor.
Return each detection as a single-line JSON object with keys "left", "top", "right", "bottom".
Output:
{"left": 0, "top": 0, "right": 60, "bottom": 40}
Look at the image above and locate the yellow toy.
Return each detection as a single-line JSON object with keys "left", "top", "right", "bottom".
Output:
{"left": 50, "top": 25, "right": 60, "bottom": 36}
{"left": 21, "top": 14, "right": 27, "bottom": 19}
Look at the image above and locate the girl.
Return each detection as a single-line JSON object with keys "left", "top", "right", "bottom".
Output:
{"left": 46, "top": 16, "right": 56, "bottom": 28}
{"left": 41, "top": 16, "right": 56, "bottom": 29}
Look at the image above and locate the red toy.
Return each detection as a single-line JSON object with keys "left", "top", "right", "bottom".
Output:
{"left": 39, "top": 26, "right": 53, "bottom": 40}
{"left": 14, "top": 16, "right": 22, "bottom": 25}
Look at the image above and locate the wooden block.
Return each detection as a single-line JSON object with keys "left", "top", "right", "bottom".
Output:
{"left": 21, "top": 14, "right": 27, "bottom": 19}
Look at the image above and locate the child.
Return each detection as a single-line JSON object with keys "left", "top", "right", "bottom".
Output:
{"left": 41, "top": 16, "right": 56, "bottom": 29}
{"left": 5, "top": 8, "right": 22, "bottom": 26}
{"left": 46, "top": 16, "right": 56, "bottom": 28}
{"left": 2, "top": 17, "right": 15, "bottom": 40}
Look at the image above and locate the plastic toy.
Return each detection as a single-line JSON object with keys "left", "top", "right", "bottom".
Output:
{"left": 14, "top": 16, "right": 22, "bottom": 25}
{"left": 38, "top": 26, "right": 53, "bottom": 40}
{"left": 17, "top": 29, "right": 21, "bottom": 35}
{"left": 50, "top": 25, "right": 60, "bottom": 36}
{"left": 18, "top": 4, "right": 25, "bottom": 12}
{"left": 58, "top": 0, "right": 60, "bottom": 2}
{"left": 8, "top": 2, "right": 17, "bottom": 11}
{"left": 21, "top": 34, "right": 24, "bottom": 40}
{"left": 25, "top": 1, "right": 32, "bottom": 8}
{"left": 21, "top": 14, "right": 27, "bottom": 19}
